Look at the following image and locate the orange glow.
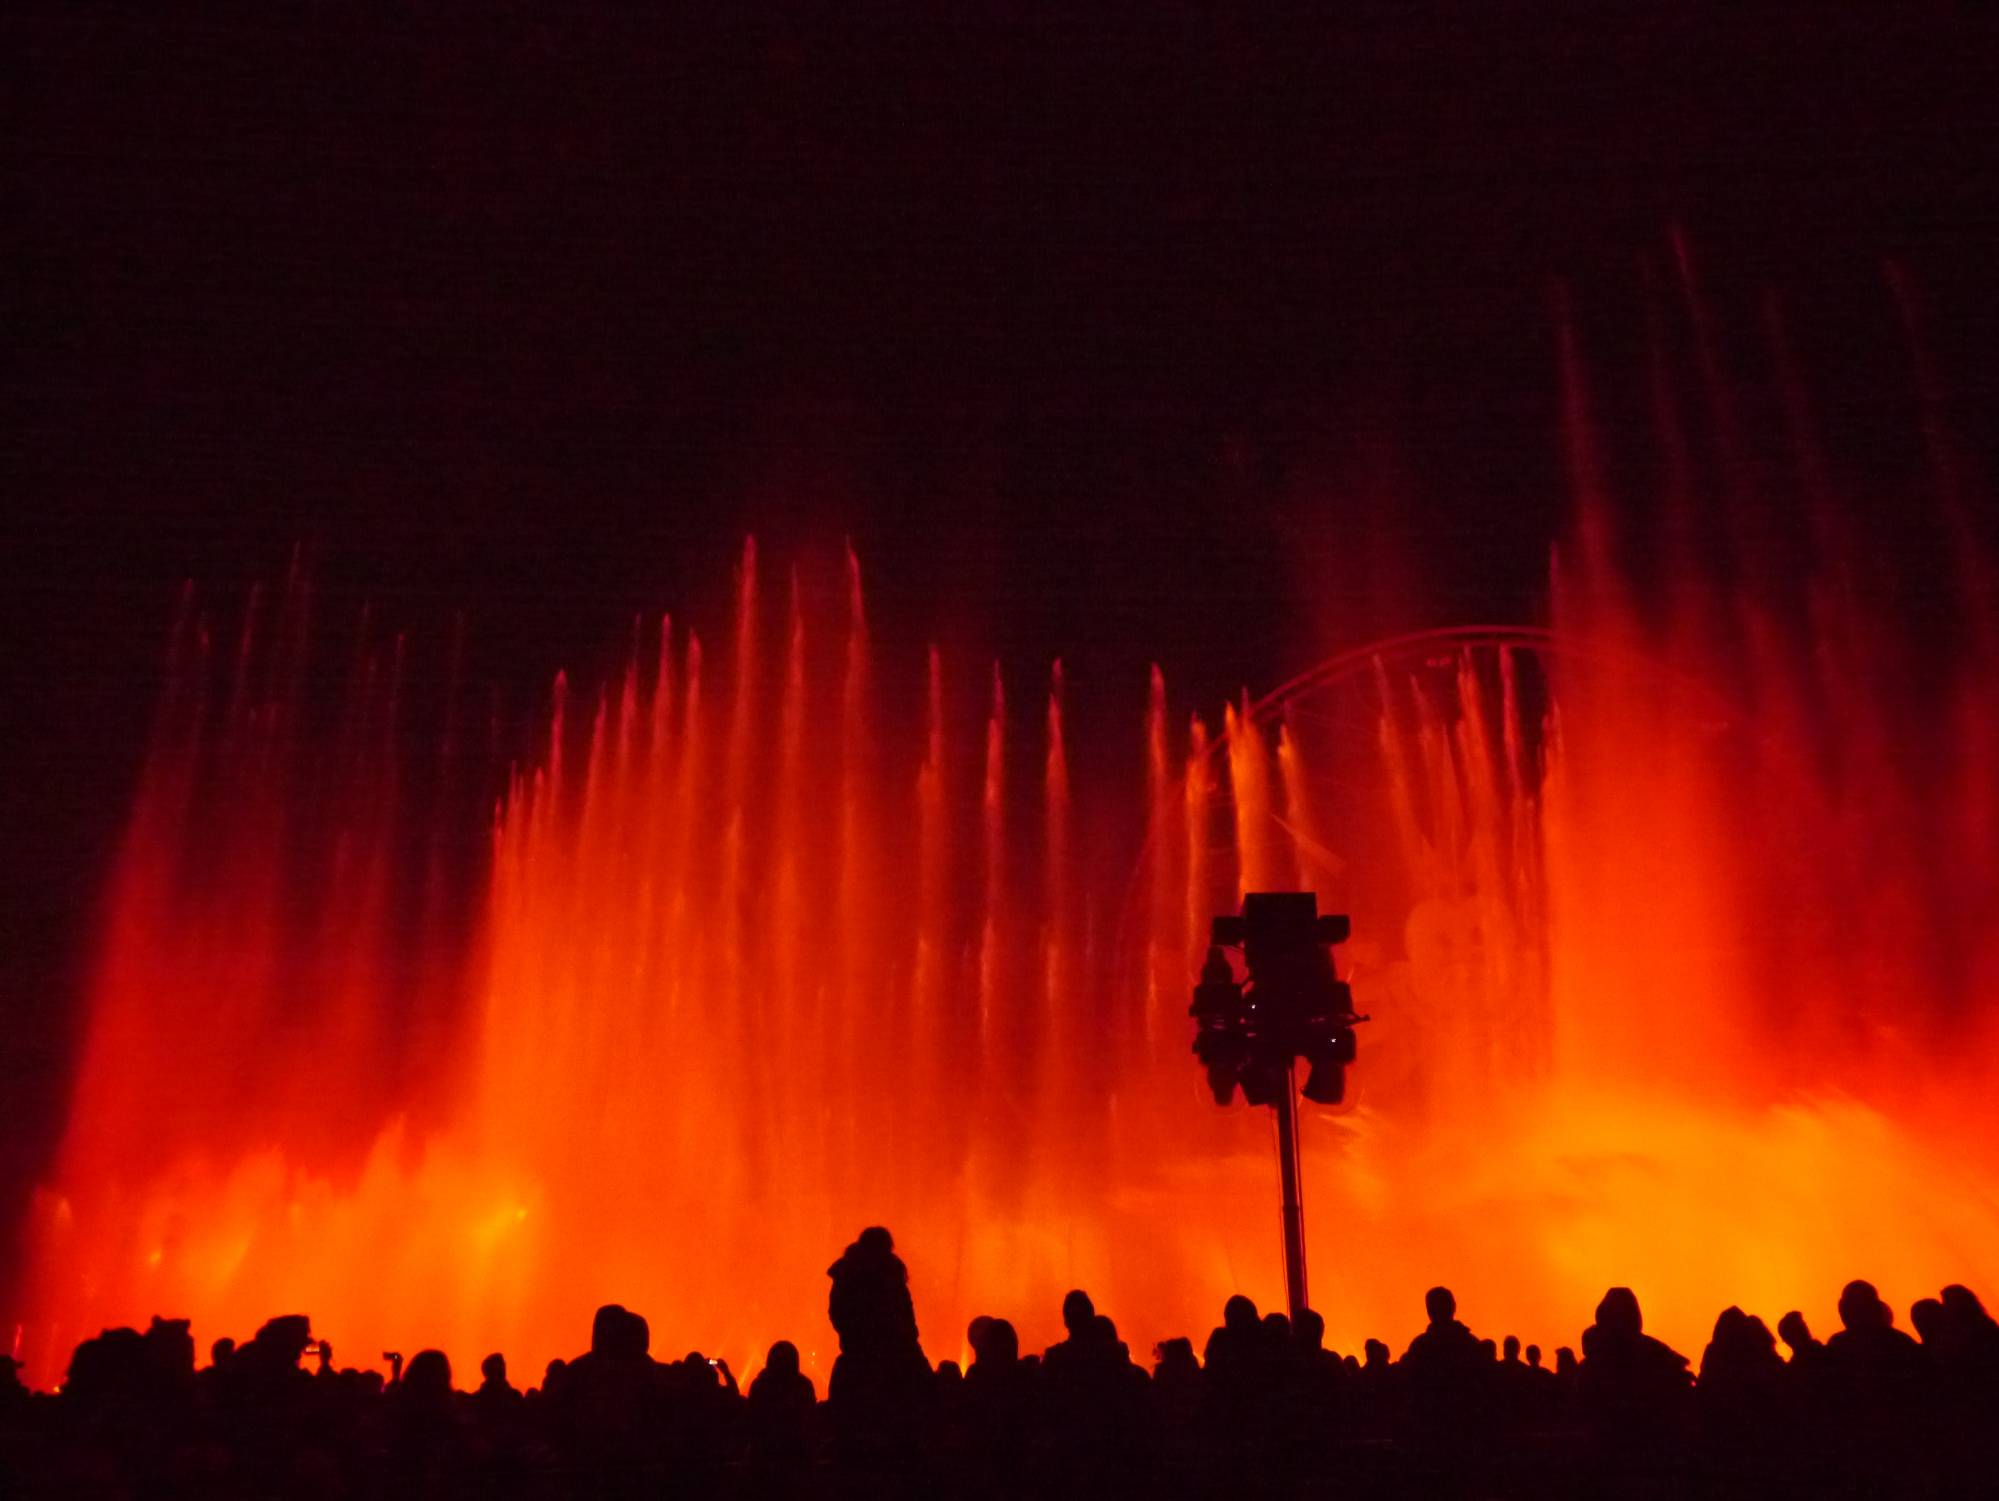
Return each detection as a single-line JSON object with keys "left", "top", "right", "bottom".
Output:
{"left": 17, "top": 455, "right": 1999, "bottom": 1391}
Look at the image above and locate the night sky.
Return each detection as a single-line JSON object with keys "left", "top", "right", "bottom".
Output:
{"left": 5, "top": 3, "right": 1998, "bottom": 1297}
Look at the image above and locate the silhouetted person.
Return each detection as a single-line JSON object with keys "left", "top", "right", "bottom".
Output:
{"left": 399, "top": 1349, "right": 453, "bottom": 1405}
{"left": 1280, "top": 1308, "right": 1343, "bottom": 1453}
{"left": 1696, "top": 1306, "right": 1790, "bottom": 1476}
{"left": 197, "top": 1333, "right": 236, "bottom": 1404}
{"left": 472, "top": 1350, "right": 522, "bottom": 1426}
{"left": 1354, "top": 1338, "right": 1395, "bottom": 1439}
{"left": 1292, "top": 1307, "right": 1343, "bottom": 1392}
{"left": 64, "top": 1325, "right": 150, "bottom": 1409}
{"left": 826, "top": 1226, "right": 929, "bottom": 1453}
{"left": 930, "top": 1357, "right": 971, "bottom": 1457}
{"left": 1400, "top": 1286, "right": 1488, "bottom": 1463}
{"left": 748, "top": 1340, "right": 816, "bottom": 1462}
{"left": 1151, "top": 1337, "right": 1204, "bottom": 1438}
{"left": 1202, "top": 1294, "right": 1264, "bottom": 1384}
{"left": 384, "top": 1349, "right": 467, "bottom": 1487}
{"left": 1824, "top": 1279, "right": 1923, "bottom": 1401}
{"left": 966, "top": 1316, "right": 1021, "bottom": 1384}
{"left": 1403, "top": 1285, "right": 1479, "bottom": 1367}
{"left": 674, "top": 1351, "right": 745, "bottom": 1461}
{"left": 246, "top": 1314, "right": 314, "bottom": 1377}
{"left": 1091, "top": 1315, "right": 1151, "bottom": 1413}
{"left": 966, "top": 1314, "right": 994, "bottom": 1367}
{"left": 1820, "top": 1279, "right": 1925, "bottom": 1483}
{"left": 1929, "top": 1284, "right": 1999, "bottom": 1487}
{"left": 1777, "top": 1309, "right": 1824, "bottom": 1366}
{"left": 1910, "top": 1295, "right": 1946, "bottom": 1346}
{"left": 552, "top": 1302, "right": 660, "bottom": 1470}
{"left": 1519, "top": 1342, "right": 1559, "bottom": 1429}
{"left": 1043, "top": 1288, "right": 1100, "bottom": 1371}
{"left": 1496, "top": 1332, "right": 1533, "bottom": 1432}
{"left": 1939, "top": 1284, "right": 1999, "bottom": 1352}
{"left": 964, "top": 1316, "right": 1032, "bottom": 1479}
{"left": 1577, "top": 1287, "right": 1692, "bottom": 1458}
{"left": 1040, "top": 1296, "right": 1145, "bottom": 1461}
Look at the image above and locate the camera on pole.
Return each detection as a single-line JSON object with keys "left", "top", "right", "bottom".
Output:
{"left": 1192, "top": 892, "right": 1364, "bottom": 1108}
{"left": 1192, "top": 891, "right": 1366, "bottom": 1326}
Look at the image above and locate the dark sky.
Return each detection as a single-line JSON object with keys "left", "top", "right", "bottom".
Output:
{"left": 5, "top": 3, "right": 1998, "bottom": 1280}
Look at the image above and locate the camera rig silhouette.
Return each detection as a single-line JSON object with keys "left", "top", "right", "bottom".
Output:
{"left": 1191, "top": 891, "right": 1367, "bottom": 1323}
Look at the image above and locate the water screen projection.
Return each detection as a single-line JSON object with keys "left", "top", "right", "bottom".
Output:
{"left": 15, "top": 297, "right": 1999, "bottom": 1388}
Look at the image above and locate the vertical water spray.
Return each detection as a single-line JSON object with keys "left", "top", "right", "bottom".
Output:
{"left": 21, "top": 273, "right": 1999, "bottom": 1385}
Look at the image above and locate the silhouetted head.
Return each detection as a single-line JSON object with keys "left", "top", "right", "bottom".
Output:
{"left": 1526, "top": 1343, "right": 1542, "bottom": 1368}
{"left": 481, "top": 1353, "right": 507, "bottom": 1385}
{"left": 1502, "top": 1334, "right": 1520, "bottom": 1363}
{"left": 590, "top": 1304, "right": 629, "bottom": 1356}
{"left": 624, "top": 1311, "right": 651, "bottom": 1359}
{"left": 765, "top": 1340, "right": 801, "bottom": 1378}
{"left": 1363, "top": 1338, "right": 1389, "bottom": 1368}
{"left": 1424, "top": 1286, "right": 1456, "bottom": 1324}
{"left": 66, "top": 1327, "right": 147, "bottom": 1402}
{"left": 543, "top": 1357, "right": 567, "bottom": 1388}
{"left": 936, "top": 1359, "right": 962, "bottom": 1384}
{"left": 1154, "top": 1337, "right": 1196, "bottom": 1371}
{"left": 857, "top": 1226, "right": 894, "bottom": 1255}
{"left": 1594, "top": 1287, "right": 1643, "bottom": 1339}
{"left": 252, "top": 1315, "right": 314, "bottom": 1368}
{"left": 986, "top": 1319, "right": 1020, "bottom": 1364}
{"left": 1838, "top": 1280, "right": 1891, "bottom": 1333}
{"left": 1296, "top": 1308, "right": 1326, "bottom": 1351}
{"left": 1555, "top": 1346, "right": 1578, "bottom": 1375}
{"left": 210, "top": 1336, "right": 235, "bottom": 1368}
{"left": 1062, "top": 1289, "right": 1095, "bottom": 1334}
{"left": 1224, "top": 1294, "right": 1259, "bottom": 1332}
{"left": 1776, "top": 1310, "right": 1813, "bottom": 1352}
{"left": 1263, "top": 1312, "right": 1291, "bottom": 1344}
{"left": 1910, "top": 1298, "right": 1946, "bottom": 1344}
{"left": 1479, "top": 1338, "right": 1498, "bottom": 1362}
{"left": 967, "top": 1315, "right": 993, "bottom": 1360}
{"left": 1940, "top": 1284, "right": 1991, "bottom": 1328}
{"left": 404, "top": 1349, "right": 452, "bottom": 1399}
{"left": 1711, "top": 1306, "right": 1747, "bottom": 1346}
{"left": 144, "top": 1317, "right": 194, "bottom": 1379}
{"left": 1743, "top": 1315, "right": 1776, "bottom": 1356}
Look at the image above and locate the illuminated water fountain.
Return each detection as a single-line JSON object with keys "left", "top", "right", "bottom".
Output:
{"left": 16, "top": 293, "right": 1999, "bottom": 1388}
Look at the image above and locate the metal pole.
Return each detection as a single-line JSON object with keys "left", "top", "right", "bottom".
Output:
{"left": 1273, "top": 1060, "right": 1309, "bottom": 1324}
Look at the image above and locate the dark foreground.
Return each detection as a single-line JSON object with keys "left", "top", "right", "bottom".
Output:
{"left": 4, "top": 1233, "right": 1995, "bottom": 1498}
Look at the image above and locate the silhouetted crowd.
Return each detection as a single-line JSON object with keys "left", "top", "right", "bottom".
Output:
{"left": 4, "top": 1227, "right": 1995, "bottom": 1498}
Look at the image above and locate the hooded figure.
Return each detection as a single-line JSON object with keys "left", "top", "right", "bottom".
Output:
{"left": 828, "top": 1227, "right": 921, "bottom": 1360}
{"left": 826, "top": 1227, "right": 929, "bottom": 1450}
